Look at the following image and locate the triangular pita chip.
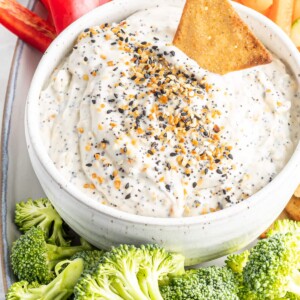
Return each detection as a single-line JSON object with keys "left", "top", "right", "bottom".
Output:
{"left": 173, "top": 0, "right": 272, "bottom": 74}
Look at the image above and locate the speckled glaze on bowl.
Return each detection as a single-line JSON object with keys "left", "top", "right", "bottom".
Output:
{"left": 25, "top": 0, "right": 300, "bottom": 265}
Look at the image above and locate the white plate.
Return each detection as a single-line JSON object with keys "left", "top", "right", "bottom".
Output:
{"left": 0, "top": 0, "right": 276, "bottom": 296}
{"left": 0, "top": 0, "right": 46, "bottom": 294}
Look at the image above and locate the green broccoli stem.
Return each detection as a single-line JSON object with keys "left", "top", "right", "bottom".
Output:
{"left": 44, "top": 259, "right": 83, "bottom": 300}
{"left": 47, "top": 217, "right": 68, "bottom": 246}
{"left": 111, "top": 271, "right": 149, "bottom": 300}
{"left": 28, "top": 214, "right": 53, "bottom": 235}
{"left": 138, "top": 271, "right": 163, "bottom": 300}
{"left": 28, "top": 204, "right": 61, "bottom": 235}
{"left": 88, "top": 278, "right": 124, "bottom": 300}
{"left": 46, "top": 242, "right": 93, "bottom": 269}
{"left": 146, "top": 276, "right": 163, "bottom": 300}
{"left": 288, "top": 270, "right": 300, "bottom": 296}
{"left": 35, "top": 258, "right": 84, "bottom": 300}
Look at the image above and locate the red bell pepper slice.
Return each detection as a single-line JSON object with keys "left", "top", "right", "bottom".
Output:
{"left": 48, "top": 0, "right": 111, "bottom": 34}
{"left": 0, "top": 0, "right": 56, "bottom": 52}
{"left": 40, "top": 0, "right": 50, "bottom": 11}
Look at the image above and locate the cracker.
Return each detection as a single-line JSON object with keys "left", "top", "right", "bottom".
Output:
{"left": 286, "top": 195, "right": 300, "bottom": 221}
{"left": 173, "top": 0, "right": 272, "bottom": 74}
{"left": 294, "top": 184, "right": 300, "bottom": 198}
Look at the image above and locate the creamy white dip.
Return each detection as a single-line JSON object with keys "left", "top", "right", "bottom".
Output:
{"left": 39, "top": 6, "right": 299, "bottom": 217}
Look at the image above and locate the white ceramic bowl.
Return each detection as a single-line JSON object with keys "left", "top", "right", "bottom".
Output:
{"left": 25, "top": 0, "right": 300, "bottom": 265}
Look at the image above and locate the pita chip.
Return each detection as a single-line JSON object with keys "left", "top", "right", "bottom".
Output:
{"left": 173, "top": 0, "right": 272, "bottom": 75}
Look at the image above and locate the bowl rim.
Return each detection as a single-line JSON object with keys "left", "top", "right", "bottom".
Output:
{"left": 26, "top": 0, "right": 300, "bottom": 226}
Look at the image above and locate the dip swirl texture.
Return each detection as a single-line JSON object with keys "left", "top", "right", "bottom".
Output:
{"left": 39, "top": 6, "right": 297, "bottom": 217}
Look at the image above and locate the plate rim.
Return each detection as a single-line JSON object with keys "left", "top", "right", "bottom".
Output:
{"left": 0, "top": 0, "right": 36, "bottom": 292}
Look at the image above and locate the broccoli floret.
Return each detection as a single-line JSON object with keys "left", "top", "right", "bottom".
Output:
{"left": 6, "top": 258, "right": 84, "bottom": 300}
{"left": 15, "top": 198, "right": 70, "bottom": 246}
{"left": 242, "top": 233, "right": 300, "bottom": 299}
{"left": 70, "top": 250, "right": 106, "bottom": 273}
{"left": 58, "top": 250, "right": 106, "bottom": 275}
{"left": 11, "top": 227, "right": 93, "bottom": 284}
{"left": 75, "top": 244, "right": 147, "bottom": 299}
{"left": 137, "top": 244, "right": 185, "bottom": 300}
{"left": 225, "top": 251, "right": 252, "bottom": 299}
{"left": 267, "top": 219, "right": 300, "bottom": 237}
{"left": 74, "top": 244, "right": 184, "bottom": 300}
{"left": 160, "top": 266, "right": 239, "bottom": 300}
{"left": 226, "top": 251, "right": 250, "bottom": 274}
{"left": 284, "top": 292, "right": 300, "bottom": 300}
{"left": 75, "top": 268, "right": 124, "bottom": 300}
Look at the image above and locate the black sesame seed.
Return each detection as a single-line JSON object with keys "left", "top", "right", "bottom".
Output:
{"left": 91, "top": 39, "right": 96, "bottom": 43}
{"left": 216, "top": 169, "right": 223, "bottom": 174}
{"left": 84, "top": 57, "right": 88, "bottom": 62}
{"left": 108, "top": 99, "right": 115, "bottom": 103}
{"left": 131, "top": 75, "right": 137, "bottom": 80}
{"left": 170, "top": 153, "right": 177, "bottom": 157}
{"left": 118, "top": 108, "right": 124, "bottom": 113}
{"left": 92, "top": 99, "right": 96, "bottom": 104}
{"left": 148, "top": 150, "right": 154, "bottom": 155}
{"left": 125, "top": 183, "right": 129, "bottom": 189}
{"left": 125, "top": 194, "right": 131, "bottom": 199}
{"left": 86, "top": 163, "right": 92, "bottom": 167}
{"left": 228, "top": 154, "right": 233, "bottom": 159}
{"left": 107, "top": 110, "right": 113, "bottom": 114}
{"left": 192, "top": 182, "right": 197, "bottom": 188}
{"left": 110, "top": 175, "right": 114, "bottom": 180}
{"left": 165, "top": 184, "right": 171, "bottom": 191}
{"left": 170, "top": 50, "right": 175, "bottom": 56}
{"left": 225, "top": 196, "right": 231, "bottom": 203}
